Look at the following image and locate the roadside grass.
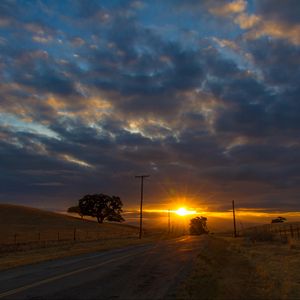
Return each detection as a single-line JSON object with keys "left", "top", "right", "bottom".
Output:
{"left": 0, "top": 204, "right": 138, "bottom": 245}
{"left": 0, "top": 235, "right": 165, "bottom": 271}
{"left": 0, "top": 204, "right": 180, "bottom": 271}
{"left": 177, "top": 234, "right": 300, "bottom": 300}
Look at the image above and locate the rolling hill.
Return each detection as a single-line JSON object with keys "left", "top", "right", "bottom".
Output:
{"left": 0, "top": 203, "right": 138, "bottom": 244}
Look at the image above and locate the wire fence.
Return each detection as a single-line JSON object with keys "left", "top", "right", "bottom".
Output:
{"left": 0, "top": 228, "right": 139, "bottom": 253}
{"left": 239, "top": 222, "right": 300, "bottom": 242}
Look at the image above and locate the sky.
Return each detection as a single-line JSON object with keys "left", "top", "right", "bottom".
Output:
{"left": 0, "top": 0, "right": 300, "bottom": 216}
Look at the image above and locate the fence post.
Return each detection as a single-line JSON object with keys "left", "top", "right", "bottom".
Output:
{"left": 284, "top": 227, "right": 288, "bottom": 240}
{"left": 297, "top": 226, "right": 300, "bottom": 240}
{"left": 73, "top": 228, "right": 76, "bottom": 241}
{"left": 290, "top": 225, "right": 294, "bottom": 239}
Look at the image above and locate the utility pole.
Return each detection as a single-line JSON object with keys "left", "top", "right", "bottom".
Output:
{"left": 232, "top": 200, "right": 237, "bottom": 237}
{"left": 135, "top": 175, "right": 150, "bottom": 239}
{"left": 168, "top": 209, "right": 171, "bottom": 234}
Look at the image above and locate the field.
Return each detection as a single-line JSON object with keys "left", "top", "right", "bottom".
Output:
{"left": 0, "top": 204, "right": 141, "bottom": 245}
{"left": 0, "top": 204, "right": 162, "bottom": 270}
{"left": 2, "top": 204, "right": 300, "bottom": 300}
{"left": 240, "top": 222, "right": 300, "bottom": 242}
{"left": 177, "top": 230, "right": 300, "bottom": 300}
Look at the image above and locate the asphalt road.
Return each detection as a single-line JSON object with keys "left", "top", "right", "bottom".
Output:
{"left": 0, "top": 235, "right": 204, "bottom": 300}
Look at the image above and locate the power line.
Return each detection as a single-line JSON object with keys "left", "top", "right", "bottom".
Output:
{"left": 135, "top": 175, "right": 150, "bottom": 239}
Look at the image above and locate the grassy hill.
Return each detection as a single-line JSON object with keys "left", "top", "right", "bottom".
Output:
{"left": 0, "top": 203, "right": 138, "bottom": 244}
{"left": 0, "top": 204, "right": 153, "bottom": 270}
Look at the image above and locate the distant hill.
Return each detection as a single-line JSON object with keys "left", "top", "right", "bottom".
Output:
{"left": 0, "top": 204, "right": 138, "bottom": 244}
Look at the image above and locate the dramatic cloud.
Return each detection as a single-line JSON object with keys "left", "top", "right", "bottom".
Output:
{"left": 0, "top": 0, "right": 299, "bottom": 214}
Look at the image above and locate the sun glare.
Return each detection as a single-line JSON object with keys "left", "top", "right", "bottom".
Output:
{"left": 176, "top": 207, "right": 196, "bottom": 216}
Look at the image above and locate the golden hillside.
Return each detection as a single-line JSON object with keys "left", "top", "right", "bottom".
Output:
{"left": 0, "top": 204, "right": 138, "bottom": 244}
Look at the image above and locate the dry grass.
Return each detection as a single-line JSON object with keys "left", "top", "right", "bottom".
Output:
{"left": 0, "top": 235, "right": 162, "bottom": 271}
{"left": 0, "top": 204, "right": 167, "bottom": 271}
{"left": 241, "top": 222, "right": 300, "bottom": 243}
{"left": 0, "top": 204, "right": 138, "bottom": 244}
{"left": 177, "top": 235, "right": 300, "bottom": 300}
{"left": 236, "top": 237, "right": 300, "bottom": 300}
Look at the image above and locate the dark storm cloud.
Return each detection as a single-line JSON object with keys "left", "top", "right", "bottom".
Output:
{"left": 19, "top": 69, "right": 76, "bottom": 96}
{"left": 168, "top": 130, "right": 228, "bottom": 168}
{"left": 229, "top": 144, "right": 300, "bottom": 165}
{"left": 1, "top": 49, "right": 78, "bottom": 97}
{"left": 66, "top": 16, "right": 208, "bottom": 116}
{"left": 214, "top": 102, "right": 269, "bottom": 136}
{"left": 242, "top": 38, "right": 300, "bottom": 134}
{"left": 0, "top": 124, "right": 146, "bottom": 205}
{"left": 2, "top": 1, "right": 230, "bottom": 116}
{"left": 0, "top": 130, "right": 77, "bottom": 196}
{"left": 208, "top": 74, "right": 269, "bottom": 103}
{"left": 254, "top": 0, "right": 300, "bottom": 25}
{"left": 86, "top": 17, "right": 205, "bottom": 90}
{"left": 0, "top": 0, "right": 300, "bottom": 212}
{"left": 208, "top": 36, "right": 300, "bottom": 138}
{"left": 248, "top": 39, "right": 300, "bottom": 87}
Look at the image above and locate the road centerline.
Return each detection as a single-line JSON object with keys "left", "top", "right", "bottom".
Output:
{"left": 0, "top": 250, "right": 146, "bottom": 299}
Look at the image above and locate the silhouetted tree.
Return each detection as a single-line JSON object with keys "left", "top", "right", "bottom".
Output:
{"left": 271, "top": 216, "right": 287, "bottom": 223}
{"left": 78, "top": 194, "right": 125, "bottom": 223}
{"left": 67, "top": 205, "right": 83, "bottom": 218}
{"left": 67, "top": 205, "right": 81, "bottom": 213}
{"left": 189, "top": 216, "right": 209, "bottom": 235}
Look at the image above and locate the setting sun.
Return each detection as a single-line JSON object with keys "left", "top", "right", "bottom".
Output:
{"left": 176, "top": 207, "right": 196, "bottom": 216}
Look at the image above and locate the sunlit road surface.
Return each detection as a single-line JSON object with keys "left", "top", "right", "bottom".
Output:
{"left": 0, "top": 236, "right": 204, "bottom": 300}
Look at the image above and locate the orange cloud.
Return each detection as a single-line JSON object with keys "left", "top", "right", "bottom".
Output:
{"left": 210, "top": 0, "right": 246, "bottom": 16}
{"left": 209, "top": 1, "right": 300, "bottom": 45}
{"left": 234, "top": 13, "right": 260, "bottom": 29}
{"left": 246, "top": 19, "right": 300, "bottom": 45}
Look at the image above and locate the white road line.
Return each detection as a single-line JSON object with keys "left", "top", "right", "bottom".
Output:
{"left": 177, "top": 237, "right": 189, "bottom": 242}
{"left": 0, "top": 251, "right": 142, "bottom": 299}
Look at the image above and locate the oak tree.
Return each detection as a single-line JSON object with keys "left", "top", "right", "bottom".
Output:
{"left": 189, "top": 216, "right": 209, "bottom": 235}
{"left": 77, "top": 194, "right": 125, "bottom": 223}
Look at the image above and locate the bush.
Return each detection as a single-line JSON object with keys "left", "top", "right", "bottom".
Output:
{"left": 189, "top": 217, "right": 209, "bottom": 235}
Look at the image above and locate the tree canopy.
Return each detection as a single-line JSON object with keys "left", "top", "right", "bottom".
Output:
{"left": 271, "top": 216, "right": 287, "bottom": 223}
{"left": 189, "top": 216, "right": 209, "bottom": 235}
{"left": 67, "top": 205, "right": 82, "bottom": 214}
{"left": 70, "top": 194, "right": 125, "bottom": 223}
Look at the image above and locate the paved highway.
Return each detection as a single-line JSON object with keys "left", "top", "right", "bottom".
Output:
{"left": 0, "top": 236, "right": 204, "bottom": 300}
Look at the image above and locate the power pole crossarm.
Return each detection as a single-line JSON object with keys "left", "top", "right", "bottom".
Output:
{"left": 135, "top": 175, "right": 150, "bottom": 239}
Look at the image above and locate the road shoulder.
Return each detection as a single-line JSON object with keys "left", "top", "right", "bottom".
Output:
{"left": 176, "top": 235, "right": 300, "bottom": 300}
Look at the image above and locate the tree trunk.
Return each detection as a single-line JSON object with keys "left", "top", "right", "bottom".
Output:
{"left": 97, "top": 215, "right": 104, "bottom": 223}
